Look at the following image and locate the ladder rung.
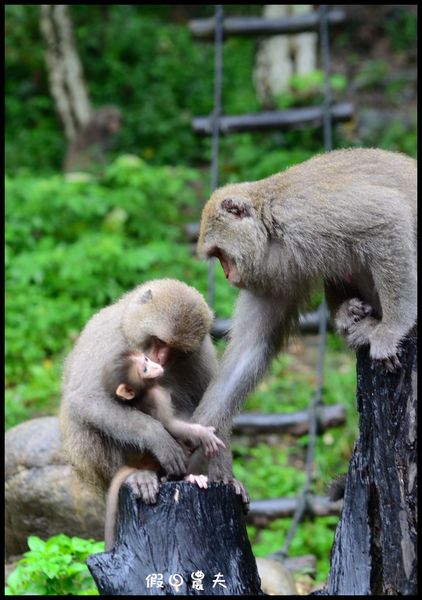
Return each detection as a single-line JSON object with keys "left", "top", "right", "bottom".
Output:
{"left": 211, "top": 311, "right": 332, "bottom": 339}
{"left": 189, "top": 9, "right": 346, "bottom": 40}
{"left": 193, "top": 103, "right": 353, "bottom": 136}
{"left": 233, "top": 404, "right": 346, "bottom": 436}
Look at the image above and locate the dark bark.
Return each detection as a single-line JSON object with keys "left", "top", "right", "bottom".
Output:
{"left": 325, "top": 336, "right": 417, "bottom": 595}
{"left": 87, "top": 482, "right": 264, "bottom": 596}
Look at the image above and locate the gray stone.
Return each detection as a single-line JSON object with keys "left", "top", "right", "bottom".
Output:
{"left": 256, "top": 558, "right": 298, "bottom": 595}
{"left": 5, "top": 416, "right": 104, "bottom": 557}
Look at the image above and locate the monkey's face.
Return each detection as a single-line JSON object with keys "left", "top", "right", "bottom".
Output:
{"left": 198, "top": 184, "right": 268, "bottom": 290}
{"left": 132, "top": 352, "right": 164, "bottom": 379}
{"left": 143, "top": 337, "right": 175, "bottom": 368}
{"left": 122, "top": 279, "right": 214, "bottom": 353}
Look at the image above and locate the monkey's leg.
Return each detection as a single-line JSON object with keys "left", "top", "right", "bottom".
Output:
{"left": 125, "top": 469, "right": 160, "bottom": 504}
{"left": 332, "top": 298, "right": 401, "bottom": 371}
{"left": 369, "top": 273, "right": 416, "bottom": 358}
{"left": 191, "top": 292, "right": 287, "bottom": 508}
{"left": 334, "top": 298, "right": 373, "bottom": 336}
{"left": 324, "top": 281, "right": 373, "bottom": 333}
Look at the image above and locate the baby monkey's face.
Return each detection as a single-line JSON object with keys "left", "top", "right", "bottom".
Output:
{"left": 131, "top": 352, "right": 164, "bottom": 381}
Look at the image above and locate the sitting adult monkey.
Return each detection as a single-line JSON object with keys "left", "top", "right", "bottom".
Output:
{"left": 189, "top": 148, "right": 416, "bottom": 484}
{"left": 60, "top": 279, "right": 248, "bottom": 509}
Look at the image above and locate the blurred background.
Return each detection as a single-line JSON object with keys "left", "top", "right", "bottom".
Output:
{"left": 5, "top": 4, "right": 417, "bottom": 594}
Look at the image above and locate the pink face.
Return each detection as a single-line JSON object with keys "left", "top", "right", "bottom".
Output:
{"left": 133, "top": 353, "right": 164, "bottom": 379}
{"left": 207, "top": 246, "right": 245, "bottom": 288}
{"left": 145, "top": 339, "right": 174, "bottom": 367}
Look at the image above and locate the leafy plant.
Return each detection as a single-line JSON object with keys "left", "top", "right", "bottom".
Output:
{"left": 5, "top": 535, "right": 103, "bottom": 595}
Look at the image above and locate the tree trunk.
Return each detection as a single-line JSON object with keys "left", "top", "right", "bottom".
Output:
{"left": 87, "top": 482, "right": 264, "bottom": 596}
{"left": 325, "top": 335, "right": 417, "bottom": 595}
{"left": 253, "top": 5, "right": 317, "bottom": 106}
{"left": 40, "top": 4, "right": 92, "bottom": 140}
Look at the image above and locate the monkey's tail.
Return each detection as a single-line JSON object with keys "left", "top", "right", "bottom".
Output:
{"left": 104, "top": 465, "right": 137, "bottom": 551}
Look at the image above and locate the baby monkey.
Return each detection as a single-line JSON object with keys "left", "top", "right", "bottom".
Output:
{"left": 103, "top": 349, "right": 225, "bottom": 459}
{"left": 103, "top": 349, "right": 225, "bottom": 550}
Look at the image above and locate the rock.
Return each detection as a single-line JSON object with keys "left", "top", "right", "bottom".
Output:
{"left": 256, "top": 558, "right": 298, "bottom": 595}
{"left": 5, "top": 416, "right": 104, "bottom": 557}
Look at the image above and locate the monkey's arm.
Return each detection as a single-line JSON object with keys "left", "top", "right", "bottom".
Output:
{"left": 192, "top": 291, "right": 286, "bottom": 430}
{"left": 190, "top": 291, "right": 288, "bottom": 484}
{"left": 148, "top": 387, "right": 224, "bottom": 458}
{"left": 71, "top": 395, "right": 187, "bottom": 475}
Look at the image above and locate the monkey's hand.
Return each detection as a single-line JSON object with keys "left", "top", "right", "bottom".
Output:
{"left": 125, "top": 469, "right": 160, "bottom": 504}
{"left": 184, "top": 473, "right": 209, "bottom": 489}
{"left": 153, "top": 436, "right": 189, "bottom": 477}
{"left": 190, "top": 424, "right": 226, "bottom": 458}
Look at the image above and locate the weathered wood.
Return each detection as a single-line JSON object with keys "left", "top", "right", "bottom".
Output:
{"left": 192, "top": 103, "right": 353, "bottom": 136}
{"left": 324, "top": 336, "right": 417, "bottom": 595}
{"left": 189, "top": 10, "right": 346, "bottom": 40}
{"left": 248, "top": 495, "right": 342, "bottom": 527}
{"left": 233, "top": 404, "right": 345, "bottom": 436}
{"left": 87, "top": 482, "right": 264, "bottom": 595}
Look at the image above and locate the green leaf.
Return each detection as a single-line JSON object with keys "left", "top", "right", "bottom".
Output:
{"left": 27, "top": 536, "right": 46, "bottom": 552}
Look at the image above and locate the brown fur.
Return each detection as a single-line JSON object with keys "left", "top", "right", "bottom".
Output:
{"left": 60, "top": 279, "right": 218, "bottom": 494}
{"left": 192, "top": 148, "right": 416, "bottom": 482}
{"left": 64, "top": 106, "right": 121, "bottom": 173}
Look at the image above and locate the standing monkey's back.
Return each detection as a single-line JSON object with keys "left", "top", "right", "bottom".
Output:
{"left": 269, "top": 148, "right": 416, "bottom": 208}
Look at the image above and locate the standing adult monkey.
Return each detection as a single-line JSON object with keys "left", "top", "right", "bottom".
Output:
{"left": 190, "top": 148, "right": 417, "bottom": 484}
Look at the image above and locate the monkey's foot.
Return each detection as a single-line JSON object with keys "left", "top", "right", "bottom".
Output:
{"left": 369, "top": 323, "right": 403, "bottom": 372}
{"left": 378, "top": 354, "right": 402, "bottom": 373}
{"left": 229, "top": 478, "right": 250, "bottom": 512}
{"left": 184, "top": 473, "right": 209, "bottom": 489}
{"left": 345, "top": 315, "right": 381, "bottom": 349}
{"left": 210, "top": 475, "right": 250, "bottom": 512}
{"left": 125, "top": 469, "right": 159, "bottom": 504}
{"left": 335, "top": 298, "right": 373, "bottom": 336}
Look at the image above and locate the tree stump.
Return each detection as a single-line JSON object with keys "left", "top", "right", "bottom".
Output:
{"left": 325, "top": 335, "right": 417, "bottom": 595}
{"left": 87, "top": 481, "right": 264, "bottom": 596}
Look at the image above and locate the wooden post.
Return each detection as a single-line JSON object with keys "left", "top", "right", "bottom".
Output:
{"left": 325, "top": 336, "right": 417, "bottom": 595}
{"left": 87, "top": 482, "right": 264, "bottom": 596}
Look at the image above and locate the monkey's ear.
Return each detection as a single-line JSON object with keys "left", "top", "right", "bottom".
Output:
{"left": 116, "top": 384, "right": 136, "bottom": 400}
{"left": 139, "top": 289, "right": 153, "bottom": 304}
{"left": 221, "top": 198, "right": 251, "bottom": 219}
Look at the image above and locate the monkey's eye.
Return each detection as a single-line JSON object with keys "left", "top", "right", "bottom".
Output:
{"left": 143, "top": 366, "right": 148, "bottom": 373}
{"left": 221, "top": 198, "right": 250, "bottom": 219}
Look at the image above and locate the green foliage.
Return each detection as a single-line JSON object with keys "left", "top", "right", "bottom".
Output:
{"left": 5, "top": 4, "right": 416, "bottom": 588}
{"left": 5, "top": 6, "right": 263, "bottom": 174}
{"left": 248, "top": 516, "right": 339, "bottom": 582}
{"left": 5, "top": 534, "right": 103, "bottom": 595}
{"left": 383, "top": 7, "right": 417, "bottom": 52}
{"left": 276, "top": 70, "right": 347, "bottom": 109}
{"left": 5, "top": 157, "right": 238, "bottom": 427}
